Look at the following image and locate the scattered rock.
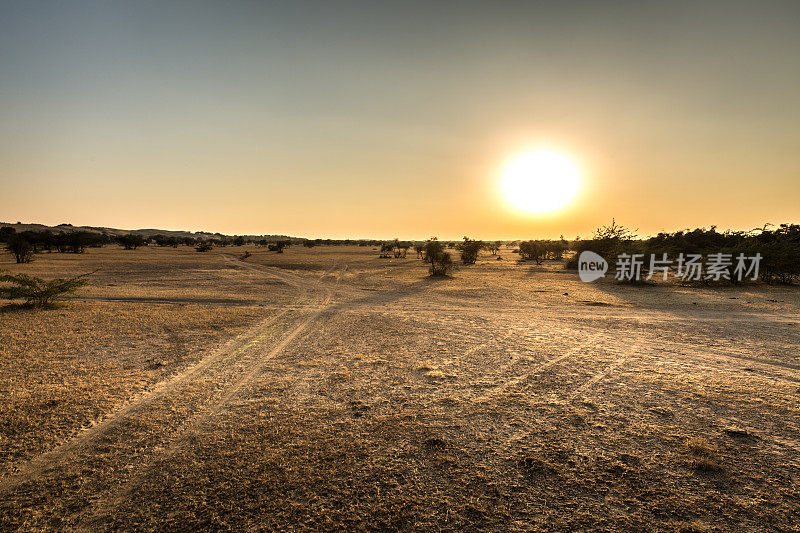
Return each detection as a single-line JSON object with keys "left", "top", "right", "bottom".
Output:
{"left": 348, "top": 400, "right": 371, "bottom": 418}
{"left": 617, "top": 453, "right": 640, "bottom": 465}
{"left": 568, "top": 413, "right": 586, "bottom": 427}
{"left": 649, "top": 407, "right": 674, "bottom": 419}
{"left": 437, "top": 397, "right": 459, "bottom": 407}
{"left": 724, "top": 426, "right": 759, "bottom": 440}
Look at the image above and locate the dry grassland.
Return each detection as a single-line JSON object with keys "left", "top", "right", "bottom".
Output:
{"left": 1, "top": 245, "right": 798, "bottom": 531}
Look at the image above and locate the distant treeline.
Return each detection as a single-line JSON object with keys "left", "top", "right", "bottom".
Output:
{"left": 0, "top": 227, "right": 307, "bottom": 262}
{"left": 3, "top": 222, "right": 798, "bottom": 284}
{"left": 564, "top": 221, "right": 799, "bottom": 285}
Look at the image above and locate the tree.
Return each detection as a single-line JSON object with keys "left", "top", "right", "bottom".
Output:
{"left": 430, "top": 251, "right": 453, "bottom": 276}
{"left": 593, "top": 218, "right": 637, "bottom": 241}
{"left": 268, "top": 240, "right": 290, "bottom": 253}
{"left": 396, "top": 241, "right": 411, "bottom": 258}
{"left": 0, "top": 226, "right": 16, "bottom": 243}
{"left": 55, "top": 231, "right": 102, "bottom": 253}
{"left": 6, "top": 237, "right": 35, "bottom": 264}
{"left": 457, "top": 236, "right": 484, "bottom": 265}
{"left": 422, "top": 238, "right": 453, "bottom": 276}
{"left": 567, "top": 219, "right": 638, "bottom": 269}
{"left": 196, "top": 241, "right": 213, "bottom": 252}
{"left": 0, "top": 272, "right": 89, "bottom": 307}
{"left": 518, "top": 240, "right": 544, "bottom": 264}
{"left": 422, "top": 237, "right": 443, "bottom": 262}
{"left": 153, "top": 234, "right": 180, "bottom": 247}
{"left": 379, "top": 242, "right": 394, "bottom": 258}
{"left": 118, "top": 234, "right": 146, "bottom": 250}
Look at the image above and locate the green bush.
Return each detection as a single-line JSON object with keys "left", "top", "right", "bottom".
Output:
{"left": 0, "top": 273, "right": 89, "bottom": 307}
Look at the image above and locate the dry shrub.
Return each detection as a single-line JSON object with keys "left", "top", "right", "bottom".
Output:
{"left": 0, "top": 272, "right": 89, "bottom": 308}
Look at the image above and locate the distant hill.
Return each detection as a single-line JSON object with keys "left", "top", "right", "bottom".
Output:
{"left": 0, "top": 222, "right": 298, "bottom": 241}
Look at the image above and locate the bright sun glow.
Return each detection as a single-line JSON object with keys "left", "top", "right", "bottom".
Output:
{"left": 501, "top": 149, "right": 581, "bottom": 214}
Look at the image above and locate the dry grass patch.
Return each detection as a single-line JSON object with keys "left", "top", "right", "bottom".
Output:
{"left": 685, "top": 436, "right": 723, "bottom": 473}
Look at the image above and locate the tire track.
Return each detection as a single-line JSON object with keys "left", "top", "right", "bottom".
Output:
{"left": 473, "top": 331, "right": 605, "bottom": 403}
{"left": 79, "top": 262, "right": 346, "bottom": 526}
{"left": 0, "top": 256, "right": 321, "bottom": 497}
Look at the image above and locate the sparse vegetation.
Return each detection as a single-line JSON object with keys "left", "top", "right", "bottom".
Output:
{"left": 378, "top": 242, "right": 394, "bottom": 258}
{"left": 563, "top": 221, "right": 800, "bottom": 285}
{"left": 118, "top": 234, "right": 146, "bottom": 250}
{"left": 422, "top": 237, "right": 453, "bottom": 276}
{"left": 457, "top": 237, "right": 484, "bottom": 265}
{"left": 686, "top": 436, "right": 722, "bottom": 472}
{"left": 0, "top": 243, "right": 797, "bottom": 531}
{"left": 6, "top": 236, "right": 35, "bottom": 264}
{"left": 566, "top": 219, "right": 637, "bottom": 269}
{"left": 268, "top": 240, "right": 290, "bottom": 253}
{"left": 0, "top": 272, "right": 89, "bottom": 307}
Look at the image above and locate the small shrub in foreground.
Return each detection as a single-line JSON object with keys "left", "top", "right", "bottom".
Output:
{"left": 0, "top": 273, "right": 89, "bottom": 308}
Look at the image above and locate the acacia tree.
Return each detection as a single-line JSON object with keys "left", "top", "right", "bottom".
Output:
{"left": 566, "top": 219, "right": 639, "bottom": 270}
{"left": 430, "top": 251, "right": 453, "bottom": 276}
{"left": 391, "top": 239, "right": 411, "bottom": 258}
{"left": 518, "top": 240, "right": 544, "bottom": 264}
{"left": 422, "top": 237, "right": 453, "bottom": 276}
{"left": 268, "top": 240, "right": 290, "bottom": 253}
{"left": 457, "top": 236, "right": 484, "bottom": 265}
{"left": 6, "top": 237, "right": 34, "bottom": 264}
{"left": 379, "top": 242, "right": 395, "bottom": 258}
{"left": 0, "top": 272, "right": 89, "bottom": 307}
{"left": 118, "top": 234, "right": 146, "bottom": 250}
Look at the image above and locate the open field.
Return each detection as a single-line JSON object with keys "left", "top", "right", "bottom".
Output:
{"left": 1, "top": 245, "right": 799, "bottom": 531}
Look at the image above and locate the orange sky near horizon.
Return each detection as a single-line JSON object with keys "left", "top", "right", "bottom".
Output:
{"left": 1, "top": 1, "right": 798, "bottom": 240}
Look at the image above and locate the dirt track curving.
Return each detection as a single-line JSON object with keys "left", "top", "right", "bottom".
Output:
{"left": 1, "top": 247, "right": 799, "bottom": 531}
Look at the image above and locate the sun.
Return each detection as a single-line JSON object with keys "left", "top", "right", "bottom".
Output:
{"left": 501, "top": 149, "right": 581, "bottom": 214}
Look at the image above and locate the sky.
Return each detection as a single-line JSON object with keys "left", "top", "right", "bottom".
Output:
{"left": 1, "top": 0, "right": 798, "bottom": 239}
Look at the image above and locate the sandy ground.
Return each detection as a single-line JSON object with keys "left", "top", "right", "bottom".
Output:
{"left": 1, "top": 245, "right": 798, "bottom": 531}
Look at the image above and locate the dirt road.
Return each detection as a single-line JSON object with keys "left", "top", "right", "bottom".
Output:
{"left": 1, "top": 251, "right": 799, "bottom": 531}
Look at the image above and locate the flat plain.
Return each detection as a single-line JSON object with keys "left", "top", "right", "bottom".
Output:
{"left": 1, "top": 245, "right": 798, "bottom": 531}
